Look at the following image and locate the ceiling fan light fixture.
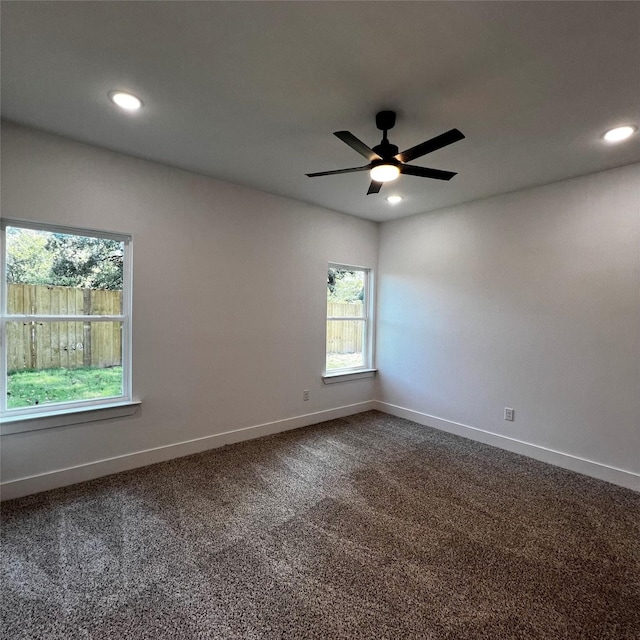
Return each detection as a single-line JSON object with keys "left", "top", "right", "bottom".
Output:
{"left": 370, "top": 164, "right": 400, "bottom": 183}
{"left": 306, "top": 112, "right": 464, "bottom": 195}
{"left": 603, "top": 125, "right": 637, "bottom": 142}
{"left": 109, "top": 90, "right": 143, "bottom": 111}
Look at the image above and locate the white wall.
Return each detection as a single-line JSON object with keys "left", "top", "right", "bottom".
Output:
{"left": 376, "top": 164, "right": 640, "bottom": 485}
{"left": 0, "top": 122, "right": 378, "bottom": 494}
{"left": 3, "top": 122, "right": 638, "bottom": 497}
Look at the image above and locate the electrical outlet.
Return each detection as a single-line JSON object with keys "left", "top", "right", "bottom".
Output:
{"left": 504, "top": 407, "right": 514, "bottom": 422}
{"left": 303, "top": 389, "right": 310, "bottom": 401}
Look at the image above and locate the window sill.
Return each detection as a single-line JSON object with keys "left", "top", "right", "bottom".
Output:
{"left": 1, "top": 400, "right": 141, "bottom": 436}
{"left": 322, "top": 368, "right": 377, "bottom": 384}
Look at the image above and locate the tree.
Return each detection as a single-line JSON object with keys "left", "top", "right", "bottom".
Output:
{"left": 46, "top": 234, "right": 123, "bottom": 290}
{"left": 327, "top": 268, "right": 364, "bottom": 303}
{"left": 6, "top": 227, "right": 123, "bottom": 290}
{"left": 5, "top": 228, "right": 54, "bottom": 285}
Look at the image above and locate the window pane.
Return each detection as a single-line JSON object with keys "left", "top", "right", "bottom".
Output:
{"left": 326, "top": 319, "right": 364, "bottom": 371}
{"left": 6, "top": 321, "right": 123, "bottom": 409}
{"left": 6, "top": 227, "right": 123, "bottom": 315}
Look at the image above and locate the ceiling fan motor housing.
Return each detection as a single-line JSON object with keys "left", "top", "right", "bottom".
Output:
{"left": 376, "top": 110, "right": 396, "bottom": 132}
{"left": 372, "top": 142, "right": 400, "bottom": 164}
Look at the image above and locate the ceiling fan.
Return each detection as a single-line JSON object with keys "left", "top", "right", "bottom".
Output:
{"left": 306, "top": 111, "right": 465, "bottom": 195}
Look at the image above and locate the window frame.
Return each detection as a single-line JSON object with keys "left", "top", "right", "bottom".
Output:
{"left": 325, "top": 262, "right": 375, "bottom": 376}
{"left": 1, "top": 219, "right": 133, "bottom": 421}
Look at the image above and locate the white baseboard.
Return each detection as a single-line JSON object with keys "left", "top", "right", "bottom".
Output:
{"left": 0, "top": 401, "right": 376, "bottom": 501}
{"left": 374, "top": 401, "right": 640, "bottom": 492}
{"left": 5, "top": 400, "right": 637, "bottom": 500}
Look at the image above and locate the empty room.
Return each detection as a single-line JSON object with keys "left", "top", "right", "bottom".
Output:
{"left": 1, "top": 2, "right": 639, "bottom": 638}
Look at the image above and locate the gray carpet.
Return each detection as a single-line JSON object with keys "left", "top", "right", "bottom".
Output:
{"left": 1, "top": 411, "right": 639, "bottom": 639}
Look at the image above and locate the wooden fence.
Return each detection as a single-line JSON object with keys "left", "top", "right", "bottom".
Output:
{"left": 6, "top": 285, "right": 363, "bottom": 372}
{"left": 326, "top": 301, "right": 364, "bottom": 354}
{"left": 7, "top": 284, "right": 122, "bottom": 372}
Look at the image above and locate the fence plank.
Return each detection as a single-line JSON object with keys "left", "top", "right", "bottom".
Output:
{"left": 326, "top": 301, "right": 364, "bottom": 353}
{"left": 7, "top": 284, "right": 123, "bottom": 372}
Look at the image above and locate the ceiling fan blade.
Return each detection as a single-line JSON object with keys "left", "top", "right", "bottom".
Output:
{"left": 396, "top": 128, "right": 465, "bottom": 163}
{"left": 306, "top": 164, "right": 371, "bottom": 178}
{"left": 367, "top": 180, "right": 383, "bottom": 195}
{"left": 400, "top": 165, "right": 457, "bottom": 181}
{"left": 334, "top": 131, "right": 382, "bottom": 161}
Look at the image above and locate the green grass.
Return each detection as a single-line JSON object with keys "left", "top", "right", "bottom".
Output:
{"left": 326, "top": 352, "right": 364, "bottom": 371}
{"left": 7, "top": 366, "right": 123, "bottom": 409}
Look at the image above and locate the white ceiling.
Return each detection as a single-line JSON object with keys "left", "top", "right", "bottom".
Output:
{"left": 2, "top": 1, "right": 639, "bottom": 222}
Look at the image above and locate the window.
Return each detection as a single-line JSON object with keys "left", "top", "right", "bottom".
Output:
{"left": 1, "top": 220, "right": 132, "bottom": 420}
{"left": 326, "top": 264, "right": 372, "bottom": 374}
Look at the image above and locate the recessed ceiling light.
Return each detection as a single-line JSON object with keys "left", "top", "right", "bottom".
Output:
{"left": 109, "top": 91, "right": 142, "bottom": 111}
{"left": 603, "top": 125, "right": 637, "bottom": 143}
{"left": 386, "top": 196, "right": 402, "bottom": 204}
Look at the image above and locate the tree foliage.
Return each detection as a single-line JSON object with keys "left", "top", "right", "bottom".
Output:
{"left": 5, "top": 228, "right": 53, "bottom": 285}
{"left": 45, "top": 234, "right": 123, "bottom": 290}
{"left": 327, "top": 268, "right": 364, "bottom": 303}
{"left": 6, "top": 227, "right": 123, "bottom": 290}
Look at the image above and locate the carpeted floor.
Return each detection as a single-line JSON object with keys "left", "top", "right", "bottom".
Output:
{"left": 1, "top": 411, "right": 639, "bottom": 639}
